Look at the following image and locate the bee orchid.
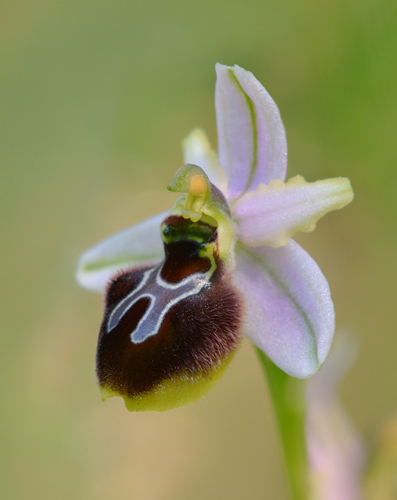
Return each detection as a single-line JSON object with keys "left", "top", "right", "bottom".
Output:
{"left": 77, "top": 64, "right": 353, "bottom": 411}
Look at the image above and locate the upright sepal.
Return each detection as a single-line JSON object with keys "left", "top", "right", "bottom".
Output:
{"left": 215, "top": 63, "right": 287, "bottom": 200}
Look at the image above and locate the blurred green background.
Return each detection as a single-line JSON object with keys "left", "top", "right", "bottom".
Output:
{"left": 1, "top": 0, "right": 396, "bottom": 498}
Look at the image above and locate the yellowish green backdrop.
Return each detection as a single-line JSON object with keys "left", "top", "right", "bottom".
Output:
{"left": 1, "top": 0, "right": 396, "bottom": 499}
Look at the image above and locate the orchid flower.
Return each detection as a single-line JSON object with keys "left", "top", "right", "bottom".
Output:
{"left": 76, "top": 64, "right": 353, "bottom": 412}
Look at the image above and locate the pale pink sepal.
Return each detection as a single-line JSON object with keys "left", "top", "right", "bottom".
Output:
{"left": 234, "top": 176, "right": 354, "bottom": 248}
{"left": 234, "top": 240, "right": 335, "bottom": 379}
{"left": 76, "top": 211, "right": 166, "bottom": 293}
{"left": 215, "top": 63, "right": 287, "bottom": 200}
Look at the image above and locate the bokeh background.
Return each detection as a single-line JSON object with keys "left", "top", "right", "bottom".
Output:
{"left": 1, "top": 0, "right": 396, "bottom": 499}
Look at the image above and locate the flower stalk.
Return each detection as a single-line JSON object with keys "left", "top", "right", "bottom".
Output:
{"left": 256, "top": 347, "right": 309, "bottom": 500}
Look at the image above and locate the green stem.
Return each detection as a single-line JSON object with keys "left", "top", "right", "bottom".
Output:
{"left": 255, "top": 347, "right": 309, "bottom": 500}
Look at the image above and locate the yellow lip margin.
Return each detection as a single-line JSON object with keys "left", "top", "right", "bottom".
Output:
{"left": 98, "top": 351, "right": 237, "bottom": 412}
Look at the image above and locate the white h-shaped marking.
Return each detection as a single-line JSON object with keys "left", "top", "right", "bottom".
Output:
{"left": 107, "top": 260, "right": 215, "bottom": 344}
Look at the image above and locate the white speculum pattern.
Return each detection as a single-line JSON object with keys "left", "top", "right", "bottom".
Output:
{"left": 107, "top": 258, "right": 216, "bottom": 344}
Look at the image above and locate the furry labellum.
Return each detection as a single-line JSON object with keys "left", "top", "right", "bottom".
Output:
{"left": 97, "top": 209, "right": 243, "bottom": 411}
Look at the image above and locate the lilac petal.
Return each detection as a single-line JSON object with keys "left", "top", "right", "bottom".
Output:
{"left": 215, "top": 63, "right": 287, "bottom": 200}
{"left": 234, "top": 176, "right": 354, "bottom": 248}
{"left": 182, "top": 128, "right": 228, "bottom": 193}
{"left": 234, "top": 240, "right": 335, "bottom": 378}
{"left": 76, "top": 211, "right": 166, "bottom": 293}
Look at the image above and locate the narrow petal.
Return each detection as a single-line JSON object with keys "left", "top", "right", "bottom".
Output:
{"left": 215, "top": 63, "right": 287, "bottom": 200}
{"left": 76, "top": 211, "right": 166, "bottom": 293}
{"left": 234, "top": 175, "right": 354, "bottom": 248}
{"left": 182, "top": 128, "right": 228, "bottom": 193}
{"left": 234, "top": 240, "right": 335, "bottom": 378}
